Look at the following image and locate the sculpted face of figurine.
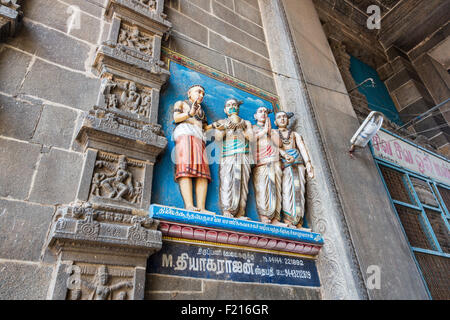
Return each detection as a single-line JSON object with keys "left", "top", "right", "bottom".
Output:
{"left": 254, "top": 107, "right": 270, "bottom": 123}
{"left": 188, "top": 86, "right": 205, "bottom": 105}
{"left": 275, "top": 112, "right": 289, "bottom": 128}
{"left": 224, "top": 99, "right": 241, "bottom": 116}
{"left": 129, "top": 82, "right": 137, "bottom": 93}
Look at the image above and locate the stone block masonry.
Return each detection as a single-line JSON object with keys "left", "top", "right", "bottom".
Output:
{"left": 0, "top": 0, "right": 110, "bottom": 299}
{"left": 164, "top": 0, "right": 276, "bottom": 94}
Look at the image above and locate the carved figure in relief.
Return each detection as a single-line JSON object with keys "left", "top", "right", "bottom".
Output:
{"left": 94, "top": 155, "right": 136, "bottom": 202}
{"left": 139, "top": 94, "right": 151, "bottom": 117}
{"left": 101, "top": 77, "right": 151, "bottom": 117}
{"left": 252, "top": 107, "right": 287, "bottom": 226}
{"left": 130, "top": 181, "right": 143, "bottom": 204}
{"left": 79, "top": 265, "right": 133, "bottom": 300}
{"left": 132, "top": 0, "right": 157, "bottom": 11}
{"left": 274, "top": 112, "right": 314, "bottom": 228}
{"left": 120, "top": 81, "right": 142, "bottom": 113}
{"left": 173, "top": 85, "right": 211, "bottom": 212}
{"left": 211, "top": 99, "right": 254, "bottom": 218}
{"left": 119, "top": 25, "right": 153, "bottom": 56}
{"left": 91, "top": 173, "right": 105, "bottom": 197}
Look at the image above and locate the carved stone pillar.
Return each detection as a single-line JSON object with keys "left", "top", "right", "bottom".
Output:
{"left": 0, "top": 0, "right": 22, "bottom": 42}
{"left": 46, "top": 0, "right": 171, "bottom": 300}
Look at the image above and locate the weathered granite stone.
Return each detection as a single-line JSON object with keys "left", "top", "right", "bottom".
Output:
{"left": 145, "top": 278, "right": 321, "bottom": 300}
{"left": 165, "top": 6, "right": 208, "bottom": 45}
{"left": 23, "top": 0, "right": 102, "bottom": 44}
{"left": 215, "top": 0, "right": 233, "bottom": 10}
{"left": 167, "top": 30, "right": 227, "bottom": 74}
{"left": 7, "top": 20, "right": 92, "bottom": 71}
{"left": 232, "top": 59, "right": 276, "bottom": 94}
{"left": 32, "top": 104, "right": 78, "bottom": 149}
{"left": 46, "top": 202, "right": 163, "bottom": 300}
{"left": 29, "top": 148, "right": 83, "bottom": 205}
{"left": 0, "top": 198, "right": 54, "bottom": 261}
{"left": 0, "top": 94, "right": 42, "bottom": 141}
{"left": 0, "top": 261, "right": 53, "bottom": 300}
{"left": 179, "top": 0, "right": 268, "bottom": 57}
{"left": 234, "top": 0, "right": 261, "bottom": 25}
{"left": 211, "top": 0, "right": 265, "bottom": 41}
{"left": 209, "top": 31, "right": 271, "bottom": 71}
{"left": 0, "top": 46, "right": 32, "bottom": 95}
{"left": 146, "top": 273, "right": 203, "bottom": 292}
{"left": 21, "top": 59, "right": 100, "bottom": 111}
{"left": 0, "top": 138, "right": 41, "bottom": 199}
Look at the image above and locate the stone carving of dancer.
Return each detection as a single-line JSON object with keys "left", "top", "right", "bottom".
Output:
{"left": 80, "top": 265, "right": 133, "bottom": 300}
{"left": 274, "top": 111, "right": 314, "bottom": 228}
{"left": 212, "top": 99, "right": 254, "bottom": 218}
{"left": 98, "top": 155, "right": 135, "bottom": 201}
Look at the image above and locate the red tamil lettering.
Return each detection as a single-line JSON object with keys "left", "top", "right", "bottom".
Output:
{"left": 415, "top": 155, "right": 425, "bottom": 174}
{"left": 394, "top": 142, "right": 402, "bottom": 160}
{"left": 404, "top": 149, "right": 413, "bottom": 164}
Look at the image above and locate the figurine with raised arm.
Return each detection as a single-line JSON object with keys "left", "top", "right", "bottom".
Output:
{"left": 252, "top": 107, "right": 286, "bottom": 226}
{"left": 274, "top": 111, "right": 314, "bottom": 228}
{"left": 79, "top": 265, "right": 133, "bottom": 300}
{"left": 212, "top": 99, "right": 254, "bottom": 218}
{"left": 173, "top": 85, "right": 211, "bottom": 212}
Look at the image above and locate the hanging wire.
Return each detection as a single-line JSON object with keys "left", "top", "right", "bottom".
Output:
{"left": 66, "top": 1, "right": 450, "bottom": 140}
{"left": 171, "top": 34, "right": 450, "bottom": 122}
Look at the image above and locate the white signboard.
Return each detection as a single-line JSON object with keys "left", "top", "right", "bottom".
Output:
{"left": 372, "top": 130, "right": 450, "bottom": 185}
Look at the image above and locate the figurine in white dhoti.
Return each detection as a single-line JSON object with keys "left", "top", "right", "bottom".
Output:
{"left": 252, "top": 107, "right": 288, "bottom": 226}
{"left": 274, "top": 111, "right": 314, "bottom": 228}
{"left": 211, "top": 99, "right": 254, "bottom": 218}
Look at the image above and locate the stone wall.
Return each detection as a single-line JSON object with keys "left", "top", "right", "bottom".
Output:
{"left": 0, "top": 0, "right": 304, "bottom": 300}
{"left": 163, "top": 0, "right": 276, "bottom": 94}
{"left": 0, "top": 0, "right": 108, "bottom": 299}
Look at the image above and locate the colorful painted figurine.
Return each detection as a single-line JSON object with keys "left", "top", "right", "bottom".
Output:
{"left": 173, "top": 85, "right": 211, "bottom": 212}
{"left": 252, "top": 107, "right": 286, "bottom": 226}
{"left": 274, "top": 111, "right": 314, "bottom": 228}
{"left": 212, "top": 99, "right": 254, "bottom": 218}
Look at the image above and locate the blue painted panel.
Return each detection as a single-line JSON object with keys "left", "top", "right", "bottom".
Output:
{"left": 149, "top": 204, "right": 324, "bottom": 245}
{"left": 147, "top": 241, "right": 321, "bottom": 287}
{"left": 152, "top": 61, "right": 278, "bottom": 222}
{"left": 350, "top": 56, "right": 402, "bottom": 125}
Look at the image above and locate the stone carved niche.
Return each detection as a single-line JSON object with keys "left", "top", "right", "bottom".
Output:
{"left": 118, "top": 22, "right": 154, "bottom": 56}
{"left": 100, "top": 73, "right": 153, "bottom": 118}
{"left": 90, "top": 152, "right": 145, "bottom": 207}
{"left": 67, "top": 263, "right": 134, "bottom": 300}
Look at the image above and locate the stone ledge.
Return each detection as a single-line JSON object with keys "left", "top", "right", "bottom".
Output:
{"left": 149, "top": 204, "right": 324, "bottom": 257}
{"left": 75, "top": 107, "right": 168, "bottom": 162}
{"left": 106, "top": 0, "right": 172, "bottom": 33}
{"left": 47, "top": 202, "right": 163, "bottom": 259}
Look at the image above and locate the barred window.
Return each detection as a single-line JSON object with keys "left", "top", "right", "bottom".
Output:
{"left": 377, "top": 163, "right": 450, "bottom": 300}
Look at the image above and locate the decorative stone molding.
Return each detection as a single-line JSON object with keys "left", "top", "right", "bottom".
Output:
{"left": 46, "top": 0, "right": 171, "bottom": 300}
{"left": 160, "top": 221, "right": 322, "bottom": 257}
{"left": 49, "top": 202, "right": 161, "bottom": 255}
{"left": 0, "top": 0, "right": 22, "bottom": 42}
{"left": 75, "top": 107, "right": 167, "bottom": 162}
{"left": 46, "top": 202, "right": 161, "bottom": 300}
